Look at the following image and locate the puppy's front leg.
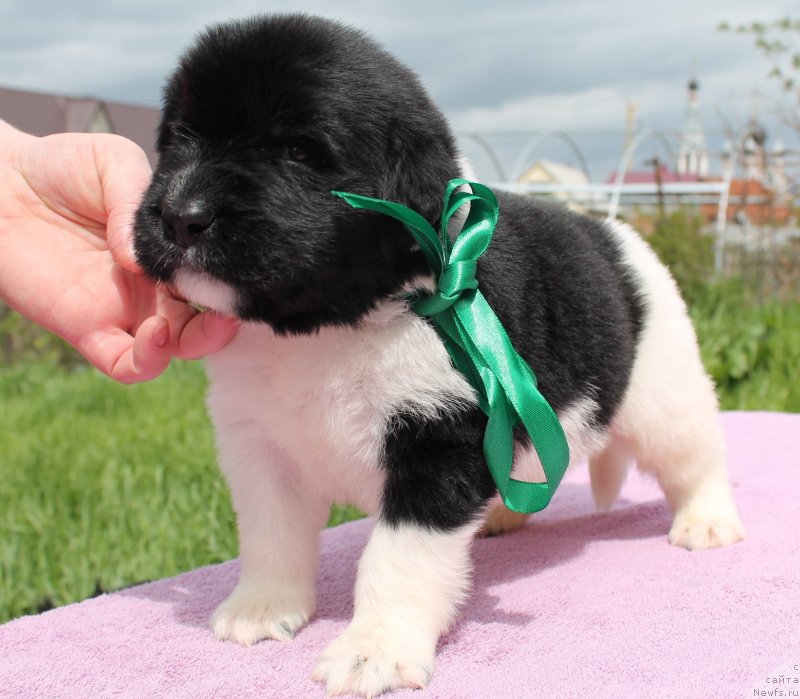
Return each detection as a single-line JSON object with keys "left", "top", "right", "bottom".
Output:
{"left": 313, "top": 522, "right": 479, "bottom": 695}
{"left": 313, "top": 412, "right": 494, "bottom": 697}
{"left": 211, "top": 431, "right": 329, "bottom": 645}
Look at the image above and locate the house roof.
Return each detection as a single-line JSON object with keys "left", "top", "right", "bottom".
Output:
{"left": 699, "top": 178, "right": 792, "bottom": 225}
{"left": 605, "top": 165, "right": 700, "bottom": 185}
{"left": 518, "top": 159, "right": 589, "bottom": 186}
{"left": 0, "top": 85, "right": 160, "bottom": 165}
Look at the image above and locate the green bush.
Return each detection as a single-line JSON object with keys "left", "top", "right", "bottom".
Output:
{"left": 646, "top": 209, "right": 715, "bottom": 301}
{"left": 691, "top": 283, "right": 800, "bottom": 411}
{"left": 645, "top": 210, "right": 800, "bottom": 411}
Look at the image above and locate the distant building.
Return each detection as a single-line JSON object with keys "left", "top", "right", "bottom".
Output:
{"left": 608, "top": 77, "right": 710, "bottom": 188}
{"left": 676, "top": 78, "right": 709, "bottom": 178}
{"left": 0, "top": 85, "right": 159, "bottom": 164}
{"left": 518, "top": 159, "right": 588, "bottom": 190}
{"left": 517, "top": 159, "right": 606, "bottom": 211}
{"left": 701, "top": 178, "right": 792, "bottom": 226}
{"left": 601, "top": 75, "right": 795, "bottom": 222}
{"left": 722, "top": 121, "right": 790, "bottom": 207}
{"left": 605, "top": 163, "right": 699, "bottom": 186}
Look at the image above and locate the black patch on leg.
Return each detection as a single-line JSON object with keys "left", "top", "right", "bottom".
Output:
{"left": 380, "top": 407, "right": 498, "bottom": 530}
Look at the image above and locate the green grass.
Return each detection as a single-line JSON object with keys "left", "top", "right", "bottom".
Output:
{"left": 1, "top": 288, "right": 798, "bottom": 624}
{"left": 0, "top": 359, "right": 365, "bottom": 623}
{"left": 1, "top": 360, "right": 236, "bottom": 621}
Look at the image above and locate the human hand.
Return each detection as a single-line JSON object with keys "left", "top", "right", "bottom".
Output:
{"left": 0, "top": 121, "right": 238, "bottom": 383}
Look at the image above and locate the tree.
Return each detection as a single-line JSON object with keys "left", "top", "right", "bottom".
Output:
{"left": 719, "top": 18, "right": 800, "bottom": 130}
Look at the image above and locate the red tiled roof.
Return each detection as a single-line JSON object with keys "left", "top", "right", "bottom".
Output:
{"left": 605, "top": 165, "right": 700, "bottom": 185}
{"left": 699, "top": 178, "right": 792, "bottom": 225}
{"left": 0, "top": 85, "right": 159, "bottom": 165}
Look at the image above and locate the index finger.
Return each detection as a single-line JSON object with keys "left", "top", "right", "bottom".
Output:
{"left": 78, "top": 316, "right": 172, "bottom": 384}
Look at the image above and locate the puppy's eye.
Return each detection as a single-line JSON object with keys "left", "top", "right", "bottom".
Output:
{"left": 283, "top": 138, "right": 332, "bottom": 170}
{"left": 285, "top": 140, "right": 314, "bottom": 163}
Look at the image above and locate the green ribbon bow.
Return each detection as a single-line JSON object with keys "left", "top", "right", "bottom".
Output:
{"left": 332, "top": 179, "right": 569, "bottom": 513}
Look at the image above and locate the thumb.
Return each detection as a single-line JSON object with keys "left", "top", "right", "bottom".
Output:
{"left": 96, "top": 135, "right": 154, "bottom": 273}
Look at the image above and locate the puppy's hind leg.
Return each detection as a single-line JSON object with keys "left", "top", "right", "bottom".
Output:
{"left": 477, "top": 496, "right": 530, "bottom": 538}
{"left": 626, "top": 394, "right": 744, "bottom": 551}
{"left": 607, "top": 221, "right": 744, "bottom": 550}
{"left": 589, "top": 439, "right": 632, "bottom": 512}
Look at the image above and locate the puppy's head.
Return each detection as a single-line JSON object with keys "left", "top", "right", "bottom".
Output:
{"left": 134, "top": 14, "right": 460, "bottom": 334}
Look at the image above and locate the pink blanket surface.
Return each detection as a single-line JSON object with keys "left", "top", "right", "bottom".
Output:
{"left": 1, "top": 411, "right": 798, "bottom": 698}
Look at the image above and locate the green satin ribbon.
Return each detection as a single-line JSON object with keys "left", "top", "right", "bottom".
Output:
{"left": 332, "top": 179, "right": 569, "bottom": 513}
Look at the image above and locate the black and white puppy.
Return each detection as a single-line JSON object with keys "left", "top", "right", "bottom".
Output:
{"left": 134, "top": 14, "right": 744, "bottom": 697}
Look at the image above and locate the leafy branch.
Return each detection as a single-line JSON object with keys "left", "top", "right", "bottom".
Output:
{"left": 719, "top": 18, "right": 800, "bottom": 105}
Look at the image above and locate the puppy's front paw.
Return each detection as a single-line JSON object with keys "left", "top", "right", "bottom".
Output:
{"left": 668, "top": 491, "right": 745, "bottom": 550}
{"left": 311, "top": 624, "right": 433, "bottom": 697}
{"left": 211, "top": 582, "right": 314, "bottom": 645}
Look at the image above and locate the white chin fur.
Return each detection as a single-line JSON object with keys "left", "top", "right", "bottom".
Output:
{"left": 173, "top": 269, "right": 238, "bottom": 316}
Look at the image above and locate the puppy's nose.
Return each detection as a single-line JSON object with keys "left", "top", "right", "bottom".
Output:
{"left": 161, "top": 200, "right": 214, "bottom": 250}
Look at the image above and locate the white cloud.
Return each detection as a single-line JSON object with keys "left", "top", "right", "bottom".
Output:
{"left": 452, "top": 86, "right": 630, "bottom": 132}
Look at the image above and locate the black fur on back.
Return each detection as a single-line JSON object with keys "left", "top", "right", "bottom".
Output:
{"left": 481, "top": 193, "right": 645, "bottom": 426}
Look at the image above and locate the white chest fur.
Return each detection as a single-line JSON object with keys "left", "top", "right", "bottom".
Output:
{"left": 204, "top": 301, "right": 477, "bottom": 513}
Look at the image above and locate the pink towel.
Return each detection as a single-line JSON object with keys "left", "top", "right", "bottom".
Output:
{"left": 1, "top": 411, "right": 798, "bottom": 698}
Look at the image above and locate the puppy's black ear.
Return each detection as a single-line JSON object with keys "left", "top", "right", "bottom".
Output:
{"left": 382, "top": 115, "right": 460, "bottom": 226}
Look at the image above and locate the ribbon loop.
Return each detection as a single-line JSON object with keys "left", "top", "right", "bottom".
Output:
{"left": 439, "top": 259, "right": 478, "bottom": 297}
{"left": 331, "top": 180, "right": 570, "bottom": 514}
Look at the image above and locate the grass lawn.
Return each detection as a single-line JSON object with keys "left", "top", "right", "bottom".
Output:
{"left": 1, "top": 360, "right": 238, "bottom": 621}
{"left": 1, "top": 289, "right": 798, "bottom": 624}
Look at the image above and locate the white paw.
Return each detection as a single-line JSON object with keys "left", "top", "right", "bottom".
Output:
{"left": 210, "top": 582, "right": 314, "bottom": 645}
{"left": 311, "top": 624, "right": 434, "bottom": 698}
{"left": 668, "top": 492, "right": 745, "bottom": 550}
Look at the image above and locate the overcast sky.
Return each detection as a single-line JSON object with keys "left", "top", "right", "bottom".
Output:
{"left": 1, "top": 0, "right": 797, "bottom": 180}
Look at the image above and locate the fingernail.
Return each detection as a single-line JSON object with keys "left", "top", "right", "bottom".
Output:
{"left": 153, "top": 322, "right": 170, "bottom": 348}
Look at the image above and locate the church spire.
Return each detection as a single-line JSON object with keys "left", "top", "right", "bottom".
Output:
{"left": 676, "top": 77, "right": 708, "bottom": 177}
